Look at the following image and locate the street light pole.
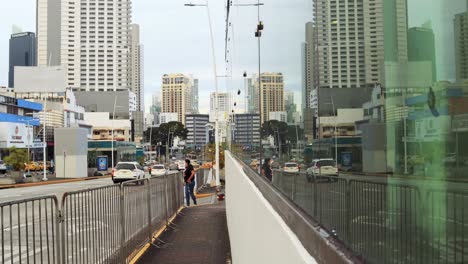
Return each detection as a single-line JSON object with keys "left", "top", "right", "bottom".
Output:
{"left": 42, "top": 97, "right": 48, "bottom": 181}
{"left": 185, "top": 1, "right": 220, "bottom": 187}
{"left": 149, "top": 125, "right": 153, "bottom": 161}
{"left": 112, "top": 93, "right": 117, "bottom": 168}
{"left": 331, "top": 96, "right": 337, "bottom": 166}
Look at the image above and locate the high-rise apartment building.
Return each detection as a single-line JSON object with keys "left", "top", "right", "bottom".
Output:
{"left": 232, "top": 113, "right": 261, "bottom": 147}
{"left": 192, "top": 79, "right": 199, "bottom": 114}
{"left": 285, "top": 90, "right": 296, "bottom": 124}
{"left": 408, "top": 26, "right": 436, "bottom": 82}
{"left": 313, "top": 0, "right": 407, "bottom": 89}
{"left": 210, "top": 92, "right": 231, "bottom": 113}
{"left": 161, "top": 74, "right": 194, "bottom": 124}
{"left": 36, "top": 0, "right": 132, "bottom": 91}
{"left": 245, "top": 77, "right": 258, "bottom": 113}
{"left": 455, "top": 11, "right": 468, "bottom": 80}
{"left": 302, "top": 22, "right": 316, "bottom": 139}
{"left": 130, "top": 24, "right": 144, "bottom": 111}
{"left": 302, "top": 22, "right": 315, "bottom": 110}
{"left": 257, "top": 73, "right": 285, "bottom": 124}
{"left": 9, "top": 32, "right": 36, "bottom": 88}
{"left": 185, "top": 114, "right": 209, "bottom": 149}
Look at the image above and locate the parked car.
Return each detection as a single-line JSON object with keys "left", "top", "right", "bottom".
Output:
{"left": 151, "top": 164, "right": 167, "bottom": 177}
{"left": 112, "top": 162, "right": 147, "bottom": 184}
{"left": 283, "top": 162, "right": 299, "bottom": 173}
{"left": 38, "top": 161, "right": 51, "bottom": 170}
{"left": 0, "top": 160, "right": 7, "bottom": 174}
{"left": 176, "top": 160, "right": 185, "bottom": 171}
{"left": 169, "top": 163, "right": 179, "bottom": 171}
{"left": 271, "top": 160, "right": 280, "bottom": 169}
{"left": 306, "top": 159, "right": 338, "bottom": 182}
{"left": 25, "top": 162, "right": 39, "bottom": 171}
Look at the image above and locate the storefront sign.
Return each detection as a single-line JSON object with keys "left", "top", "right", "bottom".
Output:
{"left": 0, "top": 123, "right": 33, "bottom": 148}
{"left": 97, "top": 156, "right": 108, "bottom": 171}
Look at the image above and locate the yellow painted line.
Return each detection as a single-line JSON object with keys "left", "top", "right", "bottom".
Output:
{"left": 0, "top": 175, "right": 112, "bottom": 189}
{"left": 129, "top": 207, "right": 184, "bottom": 264}
{"left": 195, "top": 193, "right": 216, "bottom": 199}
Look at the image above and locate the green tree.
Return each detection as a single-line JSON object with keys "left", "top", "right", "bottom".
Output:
{"left": 261, "top": 120, "right": 288, "bottom": 153}
{"left": 287, "top": 125, "right": 304, "bottom": 144}
{"left": 4, "top": 147, "right": 28, "bottom": 171}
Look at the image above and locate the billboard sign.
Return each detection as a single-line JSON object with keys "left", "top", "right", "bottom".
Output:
{"left": 341, "top": 152, "right": 352, "bottom": 168}
{"left": 0, "top": 123, "right": 33, "bottom": 148}
{"left": 97, "top": 156, "right": 108, "bottom": 171}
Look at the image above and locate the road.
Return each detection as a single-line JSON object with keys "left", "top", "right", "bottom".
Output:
{"left": 0, "top": 175, "right": 183, "bottom": 264}
{"left": 0, "top": 178, "right": 113, "bottom": 204}
{"left": 271, "top": 170, "right": 468, "bottom": 264}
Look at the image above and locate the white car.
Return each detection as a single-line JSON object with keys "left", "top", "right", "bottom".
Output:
{"left": 283, "top": 162, "right": 299, "bottom": 173}
{"left": 151, "top": 164, "right": 167, "bottom": 177}
{"left": 176, "top": 160, "right": 185, "bottom": 171}
{"left": 0, "top": 160, "right": 7, "bottom": 174}
{"left": 306, "top": 159, "right": 338, "bottom": 181}
{"left": 112, "top": 162, "right": 147, "bottom": 184}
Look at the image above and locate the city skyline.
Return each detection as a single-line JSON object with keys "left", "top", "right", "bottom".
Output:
{"left": 0, "top": 0, "right": 312, "bottom": 114}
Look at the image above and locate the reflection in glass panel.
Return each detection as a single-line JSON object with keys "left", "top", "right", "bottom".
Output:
{"left": 225, "top": 0, "right": 467, "bottom": 262}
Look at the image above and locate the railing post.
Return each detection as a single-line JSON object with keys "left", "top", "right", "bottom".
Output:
{"left": 345, "top": 180, "right": 351, "bottom": 243}
{"left": 313, "top": 173, "right": 318, "bottom": 218}
{"left": 164, "top": 171, "right": 170, "bottom": 225}
{"left": 146, "top": 179, "right": 152, "bottom": 242}
{"left": 119, "top": 184, "right": 126, "bottom": 262}
{"left": 291, "top": 172, "right": 297, "bottom": 201}
{"left": 57, "top": 198, "right": 64, "bottom": 264}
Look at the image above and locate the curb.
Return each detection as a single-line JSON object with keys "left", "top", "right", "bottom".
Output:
{"left": 0, "top": 175, "right": 112, "bottom": 190}
{"left": 129, "top": 206, "right": 184, "bottom": 264}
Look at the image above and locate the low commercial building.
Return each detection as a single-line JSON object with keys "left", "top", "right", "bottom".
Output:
{"left": 0, "top": 94, "right": 43, "bottom": 158}
{"left": 232, "top": 113, "right": 261, "bottom": 148}
{"left": 185, "top": 114, "right": 209, "bottom": 149}
{"left": 84, "top": 112, "right": 132, "bottom": 142}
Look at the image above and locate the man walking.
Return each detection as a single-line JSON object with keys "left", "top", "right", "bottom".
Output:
{"left": 184, "top": 159, "right": 197, "bottom": 206}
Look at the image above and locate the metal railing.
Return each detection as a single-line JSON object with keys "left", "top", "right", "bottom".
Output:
{"left": 271, "top": 169, "right": 468, "bottom": 264}
{"left": 0, "top": 171, "right": 184, "bottom": 264}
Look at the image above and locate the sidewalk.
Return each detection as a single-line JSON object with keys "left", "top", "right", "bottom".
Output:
{"left": 137, "top": 200, "right": 231, "bottom": 264}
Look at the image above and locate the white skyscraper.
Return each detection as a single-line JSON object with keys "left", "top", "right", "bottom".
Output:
{"left": 210, "top": 92, "right": 231, "bottom": 113}
{"left": 314, "top": 0, "right": 388, "bottom": 89}
{"left": 37, "top": 0, "right": 132, "bottom": 91}
{"left": 130, "top": 24, "right": 144, "bottom": 111}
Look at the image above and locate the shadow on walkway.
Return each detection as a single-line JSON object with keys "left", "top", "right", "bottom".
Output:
{"left": 138, "top": 201, "right": 231, "bottom": 264}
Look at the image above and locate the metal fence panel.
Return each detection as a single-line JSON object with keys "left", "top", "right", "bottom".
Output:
{"left": 121, "top": 179, "right": 151, "bottom": 263}
{"left": 61, "top": 185, "right": 122, "bottom": 264}
{"left": 0, "top": 196, "right": 59, "bottom": 264}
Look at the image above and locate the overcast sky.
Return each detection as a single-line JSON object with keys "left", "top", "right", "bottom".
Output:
{"left": 0, "top": 0, "right": 312, "bottom": 114}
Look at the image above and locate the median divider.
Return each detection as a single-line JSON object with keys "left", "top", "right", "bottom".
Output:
{"left": 0, "top": 171, "right": 185, "bottom": 264}
{"left": 0, "top": 175, "right": 112, "bottom": 190}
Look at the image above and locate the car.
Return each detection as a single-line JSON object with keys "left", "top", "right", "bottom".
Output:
{"left": 151, "top": 164, "right": 167, "bottom": 177}
{"left": 25, "top": 162, "right": 39, "bottom": 171}
{"left": 0, "top": 160, "right": 6, "bottom": 174}
{"left": 271, "top": 160, "right": 280, "bottom": 169}
{"left": 306, "top": 159, "right": 338, "bottom": 182}
{"left": 283, "top": 162, "right": 299, "bottom": 173}
{"left": 38, "top": 161, "right": 51, "bottom": 170}
{"left": 112, "top": 162, "right": 147, "bottom": 184}
{"left": 176, "top": 160, "right": 185, "bottom": 171}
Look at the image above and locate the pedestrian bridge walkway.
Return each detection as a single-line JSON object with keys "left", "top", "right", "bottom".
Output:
{"left": 136, "top": 201, "right": 231, "bottom": 264}
{"left": 0, "top": 153, "right": 354, "bottom": 264}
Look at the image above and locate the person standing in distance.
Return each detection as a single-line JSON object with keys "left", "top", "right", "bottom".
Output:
{"left": 262, "top": 158, "right": 273, "bottom": 181}
{"left": 184, "top": 159, "right": 197, "bottom": 206}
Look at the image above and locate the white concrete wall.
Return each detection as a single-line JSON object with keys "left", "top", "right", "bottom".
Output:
{"left": 225, "top": 152, "right": 317, "bottom": 264}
